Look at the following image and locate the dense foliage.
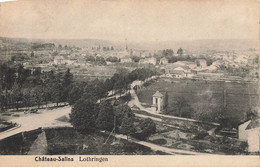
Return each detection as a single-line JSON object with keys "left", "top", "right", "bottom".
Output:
{"left": 0, "top": 63, "right": 74, "bottom": 110}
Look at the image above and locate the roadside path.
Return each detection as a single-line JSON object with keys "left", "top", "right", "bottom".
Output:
{"left": 0, "top": 106, "right": 71, "bottom": 140}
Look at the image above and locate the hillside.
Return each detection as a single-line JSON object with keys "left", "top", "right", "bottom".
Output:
{"left": 0, "top": 37, "right": 258, "bottom": 51}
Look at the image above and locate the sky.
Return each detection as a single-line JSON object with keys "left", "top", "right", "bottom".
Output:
{"left": 0, "top": 0, "right": 259, "bottom": 42}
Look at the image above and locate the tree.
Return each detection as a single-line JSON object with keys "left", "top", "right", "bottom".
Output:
{"left": 95, "top": 101, "right": 114, "bottom": 131}
{"left": 104, "top": 78, "right": 113, "bottom": 93}
{"left": 95, "top": 56, "right": 106, "bottom": 65}
{"left": 62, "top": 69, "right": 73, "bottom": 101}
{"left": 131, "top": 56, "right": 140, "bottom": 62}
{"left": 30, "top": 51, "right": 34, "bottom": 57}
{"left": 86, "top": 55, "right": 95, "bottom": 62}
{"left": 68, "top": 85, "right": 83, "bottom": 105}
{"left": 69, "top": 99, "right": 97, "bottom": 134}
{"left": 58, "top": 44, "right": 62, "bottom": 50}
{"left": 135, "top": 118, "right": 156, "bottom": 140}
{"left": 119, "top": 114, "right": 136, "bottom": 140}
{"left": 31, "top": 85, "right": 44, "bottom": 108}
{"left": 114, "top": 104, "right": 134, "bottom": 129}
{"left": 162, "top": 49, "right": 174, "bottom": 57}
{"left": 92, "top": 79, "right": 107, "bottom": 101}
{"left": 51, "top": 82, "right": 64, "bottom": 106}
{"left": 196, "top": 60, "right": 200, "bottom": 67}
{"left": 177, "top": 48, "right": 183, "bottom": 56}
{"left": 22, "top": 88, "right": 32, "bottom": 109}
{"left": 167, "top": 97, "right": 193, "bottom": 118}
{"left": 0, "top": 92, "right": 6, "bottom": 112}
{"left": 3, "top": 66, "right": 16, "bottom": 91}
{"left": 10, "top": 83, "right": 22, "bottom": 110}
{"left": 63, "top": 69, "right": 74, "bottom": 87}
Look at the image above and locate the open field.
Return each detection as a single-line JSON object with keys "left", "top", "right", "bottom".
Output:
{"left": 136, "top": 78, "right": 259, "bottom": 127}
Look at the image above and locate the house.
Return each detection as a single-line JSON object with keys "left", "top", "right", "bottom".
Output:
{"left": 160, "top": 57, "right": 168, "bottom": 65}
{"left": 170, "top": 66, "right": 191, "bottom": 78}
{"left": 120, "top": 57, "right": 132, "bottom": 63}
{"left": 184, "top": 61, "right": 197, "bottom": 69}
{"left": 64, "top": 59, "right": 75, "bottom": 65}
{"left": 139, "top": 57, "right": 157, "bottom": 65}
{"left": 196, "top": 59, "right": 207, "bottom": 68}
{"left": 169, "top": 69, "right": 186, "bottom": 78}
{"left": 54, "top": 56, "right": 65, "bottom": 65}
{"left": 238, "top": 118, "right": 260, "bottom": 152}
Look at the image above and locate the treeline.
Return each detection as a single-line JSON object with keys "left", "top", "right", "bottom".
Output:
{"left": 85, "top": 55, "right": 107, "bottom": 65}
{"left": 0, "top": 63, "right": 159, "bottom": 111}
{"left": 70, "top": 100, "right": 156, "bottom": 140}
{"left": 92, "top": 46, "right": 114, "bottom": 51}
{"left": 85, "top": 55, "right": 121, "bottom": 64}
{"left": 154, "top": 48, "right": 214, "bottom": 66}
{"left": 0, "top": 63, "right": 73, "bottom": 111}
{"left": 68, "top": 67, "right": 159, "bottom": 139}
{"left": 68, "top": 67, "right": 160, "bottom": 106}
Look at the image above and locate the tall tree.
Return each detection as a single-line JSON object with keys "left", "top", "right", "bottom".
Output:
{"left": 70, "top": 99, "right": 97, "bottom": 134}
{"left": 119, "top": 114, "right": 136, "bottom": 140}
{"left": 62, "top": 69, "right": 73, "bottom": 88}
{"left": 114, "top": 104, "right": 134, "bottom": 129}
{"left": 32, "top": 85, "right": 44, "bottom": 108}
{"left": 62, "top": 69, "right": 73, "bottom": 101}
{"left": 95, "top": 101, "right": 114, "bottom": 131}
{"left": 177, "top": 48, "right": 183, "bottom": 56}
{"left": 10, "top": 83, "right": 22, "bottom": 110}
{"left": 68, "top": 85, "right": 83, "bottom": 105}
{"left": 51, "top": 82, "right": 64, "bottom": 106}
{"left": 136, "top": 118, "right": 156, "bottom": 140}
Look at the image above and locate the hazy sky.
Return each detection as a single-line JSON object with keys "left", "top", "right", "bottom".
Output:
{"left": 0, "top": 0, "right": 259, "bottom": 42}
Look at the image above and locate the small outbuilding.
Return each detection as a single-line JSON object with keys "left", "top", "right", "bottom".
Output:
{"left": 152, "top": 91, "right": 164, "bottom": 113}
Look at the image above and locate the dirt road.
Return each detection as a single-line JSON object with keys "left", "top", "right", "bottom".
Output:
{"left": 0, "top": 106, "right": 71, "bottom": 140}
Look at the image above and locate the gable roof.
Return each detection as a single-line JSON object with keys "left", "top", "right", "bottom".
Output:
{"left": 174, "top": 66, "right": 187, "bottom": 71}
{"left": 246, "top": 118, "right": 260, "bottom": 130}
{"left": 153, "top": 91, "right": 164, "bottom": 97}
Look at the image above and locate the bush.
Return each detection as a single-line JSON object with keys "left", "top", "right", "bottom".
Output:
{"left": 150, "top": 138, "right": 167, "bottom": 145}
{"left": 134, "top": 118, "right": 156, "bottom": 140}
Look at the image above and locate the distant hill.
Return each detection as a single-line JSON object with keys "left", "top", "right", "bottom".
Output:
{"left": 154, "top": 39, "right": 259, "bottom": 51}
{"left": 0, "top": 37, "right": 258, "bottom": 52}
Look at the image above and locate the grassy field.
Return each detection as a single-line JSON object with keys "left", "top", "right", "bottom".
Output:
{"left": 136, "top": 78, "right": 259, "bottom": 127}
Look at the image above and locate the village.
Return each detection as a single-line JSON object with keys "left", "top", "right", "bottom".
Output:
{"left": 1, "top": 37, "right": 258, "bottom": 83}
{"left": 0, "top": 0, "right": 259, "bottom": 158}
{"left": 0, "top": 37, "right": 259, "bottom": 155}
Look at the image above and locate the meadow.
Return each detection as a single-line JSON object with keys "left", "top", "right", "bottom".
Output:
{"left": 136, "top": 78, "right": 259, "bottom": 127}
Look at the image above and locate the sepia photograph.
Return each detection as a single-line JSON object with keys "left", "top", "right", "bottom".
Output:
{"left": 0, "top": 0, "right": 259, "bottom": 166}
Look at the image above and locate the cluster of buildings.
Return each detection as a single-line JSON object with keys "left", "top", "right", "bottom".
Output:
{"left": 160, "top": 59, "right": 222, "bottom": 79}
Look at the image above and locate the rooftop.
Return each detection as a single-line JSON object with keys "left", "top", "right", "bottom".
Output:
{"left": 153, "top": 91, "right": 164, "bottom": 97}
{"left": 246, "top": 118, "right": 260, "bottom": 130}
